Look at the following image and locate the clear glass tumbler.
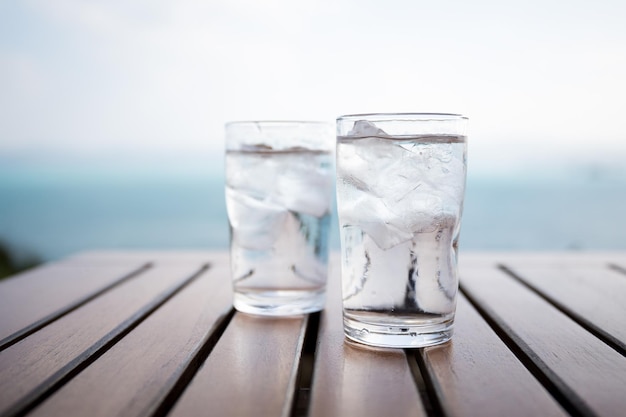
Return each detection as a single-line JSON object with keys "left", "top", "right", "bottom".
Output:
{"left": 336, "top": 113, "right": 468, "bottom": 347}
{"left": 225, "top": 121, "right": 334, "bottom": 316}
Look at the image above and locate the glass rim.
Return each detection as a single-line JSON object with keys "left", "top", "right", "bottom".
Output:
{"left": 337, "top": 113, "right": 468, "bottom": 121}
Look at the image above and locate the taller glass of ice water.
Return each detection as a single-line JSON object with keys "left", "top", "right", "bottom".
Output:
{"left": 225, "top": 121, "right": 334, "bottom": 316}
{"left": 336, "top": 113, "right": 468, "bottom": 347}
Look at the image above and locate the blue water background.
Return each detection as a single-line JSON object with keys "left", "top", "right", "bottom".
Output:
{"left": 1, "top": 165, "right": 625, "bottom": 262}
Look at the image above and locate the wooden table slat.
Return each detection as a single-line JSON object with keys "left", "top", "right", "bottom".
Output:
{"left": 2, "top": 250, "right": 626, "bottom": 417}
{"left": 0, "top": 262, "right": 149, "bottom": 349}
{"left": 501, "top": 262, "right": 626, "bottom": 352}
{"left": 26, "top": 261, "right": 233, "bottom": 417}
{"left": 461, "top": 266, "right": 626, "bottom": 417}
{"left": 0, "top": 263, "right": 205, "bottom": 416}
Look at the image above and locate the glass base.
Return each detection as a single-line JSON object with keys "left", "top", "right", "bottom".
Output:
{"left": 343, "top": 314, "right": 454, "bottom": 348}
{"left": 233, "top": 288, "right": 326, "bottom": 316}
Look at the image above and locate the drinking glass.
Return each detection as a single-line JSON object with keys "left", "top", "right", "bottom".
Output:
{"left": 225, "top": 121, "right": 334, "bottom": 316}
{"left": 336, "top": 113, "right": 468, "bottom": 347}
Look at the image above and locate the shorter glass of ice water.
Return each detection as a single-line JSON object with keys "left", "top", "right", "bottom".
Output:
{"left": 336, "top": 113, "right": 468, "bottom": 347}
{"left": 225, "top": 121, "right": 334, "bottom": 316}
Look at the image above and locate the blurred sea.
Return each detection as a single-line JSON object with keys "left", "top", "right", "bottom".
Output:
{"left": 1, "top": 164, "right": 626, "bottom": 262}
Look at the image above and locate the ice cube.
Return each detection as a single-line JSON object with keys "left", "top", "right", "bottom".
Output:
{"left": 226, "top": 187, "right": 288, "bottom": 250}
{"left": 414, "top": 270, "right": 455, "bottom": 313}
{"left": 361, "top": 219, "right": 413, "bottom": 250}
{"left": 348, "top": 120, "right": 388, "bottom": 137}
{"left": 338, "top": 185, "right": 413, "bottom": 250}
{"left": 337, "top": 130, "right": 463, "bottom": 250}
{"left": 226, "top": 152, "right": 278, "bottom": 200}
{"left": 413, "top": 218, "right": 458, "bottom": 313}
{"left": 336, "top": 143, "right": 376, "bottom": 195}
{"left": 273, "top": 177, "right": 331, "bottom": 217}
{"left": 382, "top": 182, "right": 443, "bottom": 234}
{"left": 373, "top": 141, "right": 462, "bottom": 230}
{"left": 337, "top": 137, "right": 406, "bottom": 199}
{"left": 271, "top": 154, "right": 332, "bottom": 218}
{"left": 355, "top": 137, "right": 405, "bottom": 167}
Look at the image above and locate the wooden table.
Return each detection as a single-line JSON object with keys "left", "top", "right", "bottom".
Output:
{"left": 1, "top": 251, "right": 625, "bottom": 417}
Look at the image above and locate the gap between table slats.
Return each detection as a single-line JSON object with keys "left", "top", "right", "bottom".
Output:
{"left": 307, "top": 260, "right": 427, "bottom": 417}
{"left": 460, "top": 284, "right": 593, "bottom": 417}
{"left": 608, "top": 263, "right": 626, "bottom": 276}
{"left": 0, "top": 263, "right": 152, "bottom": 351}
{"left": 289, "top": 311, "right": 321, "bottom": 417}
{"left": 407, "top": 294, "right": 568, "bottom": 417}
{"left": 166, "top": 311, "right": 309, "bottom": 417}
{"left": 498, "top": 264, "right": 626, "bottom": 356}
{"left": 148, "top": 309, "right": 236, "bottom": 417}
{"left": 149, "top": 311, "right": 320, "bottom": 417}
{"left": 406, "top": 349, "right": 446, "bottom": 417}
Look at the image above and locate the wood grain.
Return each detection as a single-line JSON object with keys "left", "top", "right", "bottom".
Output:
{"left": 308, "top": 259, "right": 426, "bottom": 417}
{"left": 0, "top": 262, "right": 148, "bottom": 349}
{"left": 168, "top": 312, "right": 307, "bottom": 417}
{"left": 4, "top": 250, "right": 626, "bottom": 417}
{"left": 461, "top": 265, "right": 626, "bottom": 417}
{"left": 417, "top": 295, "right": 567, "bottom": 417}
{"left": 0, "top": 263, "right": 204, "bottom": 416}
{"left": 27, "top": 261, "right": 233, "bottom": 417}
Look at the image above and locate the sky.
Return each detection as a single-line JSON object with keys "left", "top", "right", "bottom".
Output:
{"left": 1, "top": 0, "right": 626, "bottom": 181}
